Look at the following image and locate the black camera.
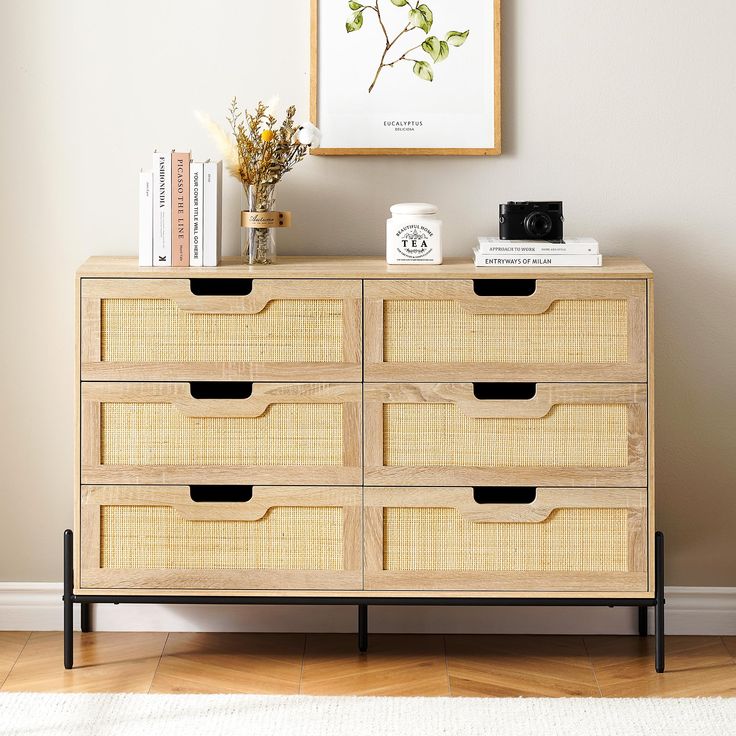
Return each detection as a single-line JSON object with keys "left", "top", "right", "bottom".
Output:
{"left": 499, "top": 201, "right": 564, "bottom": 242}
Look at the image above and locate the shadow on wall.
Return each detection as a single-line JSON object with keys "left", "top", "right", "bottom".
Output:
{"left": 615, "top": 227, "right": 736, "bottom": 586}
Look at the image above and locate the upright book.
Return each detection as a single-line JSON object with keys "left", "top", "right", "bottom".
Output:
{"left": 138, "top": 170, "right": 153, "bottom": 267}
{"left": 171, "top": 151, "right": 191, "bottom": 266}
{"left": 202, "top": 160, "right": 222, "bottom": 267}
{"left": 152, "top": 151, "right": 171, "bottom": 266}
{"left": 189, "top": 162, "right": 204, "bottom": 267}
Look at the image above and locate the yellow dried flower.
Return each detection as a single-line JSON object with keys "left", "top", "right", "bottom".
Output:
{"left": 261, "top": 129, "right": 275, "bottom": 143}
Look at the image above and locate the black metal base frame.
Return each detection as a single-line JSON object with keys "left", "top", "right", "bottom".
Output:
{"left": 63, "top": 529, "right": 666, "bottom": 673}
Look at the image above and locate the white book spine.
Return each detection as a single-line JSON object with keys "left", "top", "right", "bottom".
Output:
{"left": 189, "top": 163, "right": 204, "bottom": 267}
{"left": 473, "top": 250, "right": 602, "bottom": 267}
{"left": 202, "top": 161, "right": 222, "bottom": 267}
{"left": 138, "top": 170, "right": 153, "bottom": 267}
{"left": 477, "top": 244, "right": 599, "bottom": 255}
{"left": 477, "top": 237, "right": 599, "bottom": 254}
{"left": 152, "top": 150, "right": 171, "bottom": 266}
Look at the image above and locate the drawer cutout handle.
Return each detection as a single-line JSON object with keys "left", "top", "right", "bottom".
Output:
{"left": 189, "top": 486, "right": 253, "bottom": 503}
{"left": 473, "top": 279, "right": 537, "bottom": 297}
{"left": 190, "top": 278, "right": 254, "bottom": 296}
{"left": 473, "top": 383, "right": 537, "bottom": 400}
{"left": 189, "top": 382, "right": 253, "bottom": 399}
{"left": 473, "top": 487, "right": 537, "bottom": 505}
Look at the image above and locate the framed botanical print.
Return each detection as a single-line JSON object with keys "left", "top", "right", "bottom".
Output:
{"left": 310, "top": 0, "right": 501, "bottom": 156}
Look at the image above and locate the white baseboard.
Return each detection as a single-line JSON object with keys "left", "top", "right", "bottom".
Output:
{"left": 1, "top": 584, "right": 735, "bottom": 635}
{"left": 0, "top": 584, "right": 82, "bottom": 631}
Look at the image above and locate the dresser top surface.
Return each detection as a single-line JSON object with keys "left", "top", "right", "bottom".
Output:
{"left": 77, "top": 255, "right": 653, "bottom": 279}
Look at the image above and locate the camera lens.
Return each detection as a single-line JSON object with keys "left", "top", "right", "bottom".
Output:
{"left": 523, "top": 211, "right": 552, "bottom": 238}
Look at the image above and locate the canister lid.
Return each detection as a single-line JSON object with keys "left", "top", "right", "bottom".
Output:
{"left": 389, "top": 202, "right": 438, "bottom": 216}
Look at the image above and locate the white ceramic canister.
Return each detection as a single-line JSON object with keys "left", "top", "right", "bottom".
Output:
{"left": 386, "top": 202, "right": 443, "bottom": 265}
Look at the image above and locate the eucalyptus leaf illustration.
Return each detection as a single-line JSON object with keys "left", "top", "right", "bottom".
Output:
{"left": 408, "top": 4, "right": 433, "bottom": 33}
{"left": 417, "top": 4, "right": 434, "bottom": 29}
{"left": 345, "top": 0, "right": 470, "bottom": 92}
{"left": 346, "top": 10, "right": 364, "bottom": 32}
{"left": 412, "top": 60, "right": 434, "bottom": 82}
{"left": 445, "top": 30, "right": 469, "bottom": 47}
{"left": 422, "top": 36, "right": 449, "bottom": 63}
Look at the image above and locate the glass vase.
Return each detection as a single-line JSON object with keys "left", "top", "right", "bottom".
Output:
{"left": 241, "top": 183, "right": 277, "bottom": 264}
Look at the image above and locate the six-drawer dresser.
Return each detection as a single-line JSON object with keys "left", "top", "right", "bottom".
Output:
{"left": 66, "top": 256, "right": 663, "bottom": 671}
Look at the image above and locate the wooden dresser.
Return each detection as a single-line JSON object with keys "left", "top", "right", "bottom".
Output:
{"left": 67, "top": 256, "right": 663, "bottom": 671}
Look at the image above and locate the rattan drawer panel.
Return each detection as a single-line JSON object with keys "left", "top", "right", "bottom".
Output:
{"left": 364, "top": 280, "right": 646, "bottom": 381}
{"left": 81, "top": 485, "right": 362, "bottom": 589}
{"left": 81, "top": 279, "right": 362, "bottom": 381}
{"left": 364, "top": 487, "right": 647, "bottom": 592}
{"left": 364, "top": 383, "right": 647, "bottom": 486}
{"left": 81, "top": 382, "right": 362, "bottom": 485}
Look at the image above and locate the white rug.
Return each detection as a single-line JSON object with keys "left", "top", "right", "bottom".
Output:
{"left": 0, "top": 693, "right": 734, "bottom": 736}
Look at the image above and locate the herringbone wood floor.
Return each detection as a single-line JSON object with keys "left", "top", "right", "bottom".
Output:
{"left": 2, "top": 632, "right": 736, "bottom": 696}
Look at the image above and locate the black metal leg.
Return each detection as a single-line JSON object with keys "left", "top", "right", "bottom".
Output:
{"left": 655, "top": 530, "right": 665, "bottom": 673}
{"left": 638, "top": 605, "right": 648, "bottom": 636}
{"left": 63, "top": 529, "right": 74, "bottom": 670}
{"left": 81, "top": 603, "right": 92, "bottom": 633}
{"left": 358, "top": 604, "right": 368, "bottom": 652}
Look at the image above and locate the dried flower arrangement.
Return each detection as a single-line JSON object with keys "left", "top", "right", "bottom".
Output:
{"left": 199, "top": 99, "right": 321, "bottom": 263}
{"left": 226, "top": 99, "right": 320, "bottom": 197}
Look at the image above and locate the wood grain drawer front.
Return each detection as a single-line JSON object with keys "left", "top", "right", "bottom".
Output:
{"left": 365, "top": 383, "right": 647, "bottom": 486}
{"left": 81, "top": 278, "right": 362, "bottom": 381}
{"left": 81, "top": 485, "right": 362, "bottom": 590}
{"left": 365, "top": 279, "right": 646, "bottom": 382}
{"left": 81, "top": 382, "right": 362, "bottom": 485}
{"left": 365, "top": 487, "right": 647, "bottom": 592}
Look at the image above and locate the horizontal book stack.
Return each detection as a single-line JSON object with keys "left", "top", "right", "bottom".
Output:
{"left": 139, "top": 151, "right": 222, "bottom": 267}
{"left": 473, "top": 237, "right": 602, "bottom": 267}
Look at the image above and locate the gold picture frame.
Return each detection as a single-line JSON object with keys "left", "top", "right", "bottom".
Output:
{"left": 310, "top": 0, "right": 501, "bottom": 156}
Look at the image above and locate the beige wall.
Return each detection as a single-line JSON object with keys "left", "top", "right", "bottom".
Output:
{"left": 1, "top": 0, "right": 734, "bottom": 585}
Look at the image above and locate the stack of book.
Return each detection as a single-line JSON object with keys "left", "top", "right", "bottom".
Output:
{"left": 139, "top": 151, "right": 222, "bottom": 267}
{"left": 473, "top": 237, "right": 602, "bottom": 267}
